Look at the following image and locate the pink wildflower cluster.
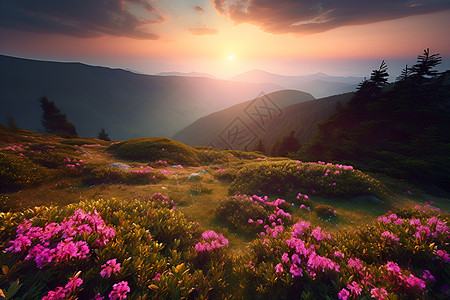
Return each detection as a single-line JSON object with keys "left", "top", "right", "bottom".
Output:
{"left": 42, "top": 273, "right": 83, "bottom": 300}
{"left": 195, "top": 230, "right": 229, "bottom": 252}
{"left": 129, "top": 166, "right": 153, "bottom": 173}
{"left": 295, "top": 193, "right": 311, "bottom": 210}
{"left": 278, "top": 220, "right": 338, "bottom": 278}
{"left": 378, "top": 213, "right": 449, "bottom": 251}
{"left": 217, "top": 168, "right": 226, "bottom": 172}
{"left": 80, "top": 144, "right": 102, "bottom": 148}
{"left": 100, "top": 259, "right": 121, "bottom": 278}
{"left": 316, "top": 161, "right": 354, "bottom": 170}
{"left": 381, "top": 261, "right": 426, "bottom": 293}
{"left": 6, "top": 209, "right": 115, "bottom": 268}
{"left": 160, "top": 169, "right": 174, "bottom": 175}
{"left": 338, "top": 281, "right": 362, "bottom": 299}
{"left": 0, "top": 144, "right": 26, "bottom": 151}
{"left": 109, "top": 281, "right": 130, "bottom": 300}
{"left": 149, "top": 193, "right": 174, "bottom": 206}
{"left": 155, "top": 160, "right": 168, "bottom": 166}
{"left": 435, "top": 249, "right": 450, "bottom": 263}
{"left": 233, "top": 195, "right": 292, "bottom": 238}
{"left": 381, "top": 231, "right": 400, "bottom": 243}
{"left": 65, "top": 157, "right": 85, "bottom": 169}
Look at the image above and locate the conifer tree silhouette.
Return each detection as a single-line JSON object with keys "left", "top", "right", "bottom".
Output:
{"left": 39, "top": 96, "right": 78, "bottom": 137}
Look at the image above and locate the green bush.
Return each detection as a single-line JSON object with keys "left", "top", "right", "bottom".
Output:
{"left": 215, "top": 196, "right": 270, "bottom": 235}
{"left": 108, "top": 138, "right": 199, "bottom": 165}
{"left": 230, "top": 160, "right": 387, "bottom": 198}
{"left": 83, "top": 166, "right": 164, "bottom": 186}
{"left": 0, "top": 197, "right": 236, "bottom": 299}
{"left": 315, "top": 204, "right": 337, "bottom": 219}
{"left": 0, "top": 152, "right": 50, "bottom": 192}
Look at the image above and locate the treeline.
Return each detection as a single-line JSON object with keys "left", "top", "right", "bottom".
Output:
{"left": 290, "top": 49, "right": 450, "bottom": 191}
{"left": 5, "top": 96, "right": 111, "bottom": 141}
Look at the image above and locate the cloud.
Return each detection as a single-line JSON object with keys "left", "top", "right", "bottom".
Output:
{"left": 211, "top": 0, "right": 450, "bottom": 35}
{"left": 194, "top": 5, "right": 204, "bottom": 13}
{"left": 188, "top": 26, "right": 219, "bottom": 35}
{"left": 0, "top": 0, "right": 165, "bottom": 39}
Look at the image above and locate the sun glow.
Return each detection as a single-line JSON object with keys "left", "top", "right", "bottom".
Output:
{"left": 228, "top": 55, "right": 234, "bottom": 62}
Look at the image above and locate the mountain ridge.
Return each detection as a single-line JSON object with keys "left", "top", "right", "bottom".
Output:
{"left": 0, "top": 55, "right": 283, "bottom": 140}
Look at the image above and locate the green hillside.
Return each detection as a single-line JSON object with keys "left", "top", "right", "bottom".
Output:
{"left": 0, "top": 126, "right": 448, "bottom": 299}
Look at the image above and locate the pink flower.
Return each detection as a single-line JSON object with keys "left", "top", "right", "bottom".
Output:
{"left": 109, "top": 281, "right": 130, "bottom": 300}
{"left": 248, "top": 218, "right": 254, "bottom": 223}
{"left": 385, "top": 261, "right": 401, "bottom": 274}
{"left": 282, "top": 252, "right": 290, "bottom": 263}
{"left": 275, "top": 263, "right": 284, "bottom": 274}
{"left": 381, "top": 231, "right": 399, "bottom": 243}
{"left": 348, "top": 258, "right": 363, "bottom": 271}
{"left": 100, "top": 259, "right": 121, "bottom": 278}
{"left": 152, "top": 273, "right": 161, "bottom": 281}
{"left": 334, "top": 251, "right": 345, "bottom": 259}
{"left": 370, "top": 287, "right": 388, "bottom": 299}
{"left": 422, "top": 270, "right": 435, "bottom": 281}
{"left": 289, "top": 264, "right": 303, "bottom": 277}
{"left": 338, "top": 288, "right": 350, "bottom": 300}
{"left": 311, "top": 227, "right": 331, "bottom": 241}
{"left": 435, "top": 249, "right": 450, "bottom": 263}
{"left": 347, "top": 281, "right": 362, "bottom": 296}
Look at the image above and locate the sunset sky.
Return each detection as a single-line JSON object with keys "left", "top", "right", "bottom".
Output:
{"left": 1, "top": 0, "right": 450, "bottom": 78}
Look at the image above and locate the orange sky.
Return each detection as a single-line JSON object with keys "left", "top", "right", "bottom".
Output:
{"left": 1, "top": 1, "right": 449, "bottom": 78}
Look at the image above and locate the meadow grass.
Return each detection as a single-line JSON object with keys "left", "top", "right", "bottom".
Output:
{"left": 1, "top": 130, "right": 449, "bottom": 299}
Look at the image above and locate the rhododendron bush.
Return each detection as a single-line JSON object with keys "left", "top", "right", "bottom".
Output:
{"left": 0, "top": 195, "right": 449, "bottom": 299}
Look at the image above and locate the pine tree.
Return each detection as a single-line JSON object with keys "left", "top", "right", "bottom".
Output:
{"left": 7, "top": 115, "right": 19, "bottom": 131}
{"left": 410, "top": 48, "right": 442, "bottom": 82}
{"left": 97, "top": 128, "right": 111, "bottom": 141}
{"left": 39, "top": 96, "right": 78, "bottom": 137}
{"left": 396, "top": 65, "right": 410, "bottom": 82}
{"left": 270, "top": 131, "right": 300, "bottom": 157}
{"left": 253, "top": 138, "right": 265, "bottom": 154}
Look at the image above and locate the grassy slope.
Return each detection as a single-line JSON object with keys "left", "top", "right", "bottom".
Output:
{"left": 1, "top": 126, "right": 448, "bottom": 249}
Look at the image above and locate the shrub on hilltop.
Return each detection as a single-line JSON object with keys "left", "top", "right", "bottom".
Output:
{"left": 108, "top": 137, "right": 200, "bottom": 165}
{"left": 230, "top": 160, "right": 387, "bottom": 198}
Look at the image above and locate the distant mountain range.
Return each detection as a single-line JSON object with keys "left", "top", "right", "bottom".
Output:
{"left": 231, "top": 69, "right": 362, "bottom": 98}
{"left": 173, "top": 90, "right": 353, "bottom": 151}
{"left": 0, "top": 55, "right": 284, "bottom": 140}
{"left": 156, "top": 71, "right": 217, "bottom": 79}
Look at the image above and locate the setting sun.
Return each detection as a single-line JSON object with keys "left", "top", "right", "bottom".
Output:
{"left": 228, "top": 55, "right": 234, "bottom": 62}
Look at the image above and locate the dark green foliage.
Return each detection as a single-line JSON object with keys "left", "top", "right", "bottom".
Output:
{"left": 108, "top": 137, "right": 200, "bottom": 165}
{"left": 82, "top": 166, "right": 164, "bottom": 186}
{"left": 253, "top": 138, "right": 266, "bottom": 154}
{"left": 97, "top": 128, "right": 111, "bottom": 141}
{"left": 0, "top": 152, "right": 49, "bottom": 192}
{"left": 215, "top": 196, "right": 270, "bottom": 235}
{"left": 270, "top": 130, "right": 301, "bottom": 157}
{"left": 301, "top": 50, "right": 450, "bottom": 191}
{"left": 230, "top": 160, "right": 387, "bottom": 198}
{"left": 6, "top": 115, "right": 19, "bottom": 131}
{"left": 39, "top": 96, "right": 78, "bottom": 138}
{"left": 315, "top": 204, "right": 336, "bottom": 219}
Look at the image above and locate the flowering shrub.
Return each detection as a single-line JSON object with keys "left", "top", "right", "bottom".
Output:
{"left": 195, "top": 230, "right": 229, "bottom": 253}
{"left": 107, "top": 137, "right": 200, "bottom": 165}
{"left": 215, "top": 195, "right": 292, "bottom": 236}
{"left": 83, "top": 166, "right": 164, "bottom": 186}
{"left": 0, "top": 151, "right": 50, "bottom": 192}
{"left": 233, "top": 207, "right": 449, "bottom": 299}
{"left": 0, "top": 197, "right": 238, "bottom": 299}
{"left": 230, "top": 160, "right": 387, "bottom": 198}
{"left": 315, "top": 204, "right": 337, "bottom": 220}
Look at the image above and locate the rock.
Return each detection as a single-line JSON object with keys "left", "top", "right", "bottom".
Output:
{"left": 188, "top": 173, "right": 200, "bottom": 180}
{"left": 197, "top": 170, "right": 207, "bottom": 174}
{"left": 108, "top": 163, "right": 130, "bottom": 170}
